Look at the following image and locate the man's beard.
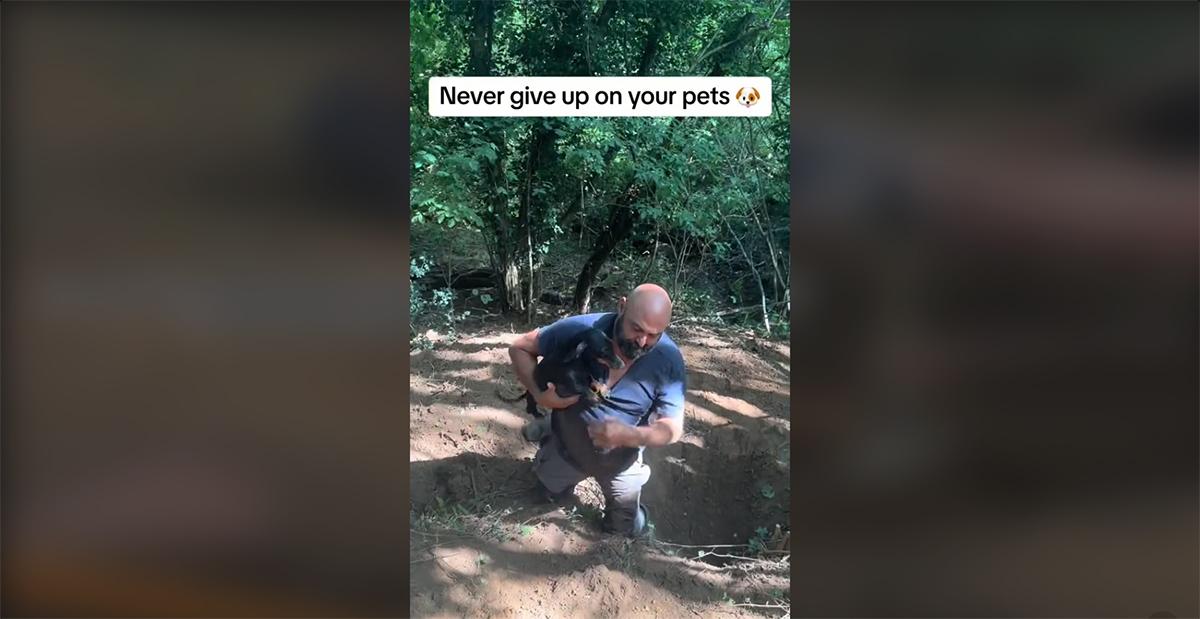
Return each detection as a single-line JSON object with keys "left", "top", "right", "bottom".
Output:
{"left": 615, "top": 314, "right": 653, "bottom": 360}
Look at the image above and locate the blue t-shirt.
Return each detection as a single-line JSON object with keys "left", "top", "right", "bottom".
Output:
{"left": 537, "top": 312, "right": 686, "bottom": 427}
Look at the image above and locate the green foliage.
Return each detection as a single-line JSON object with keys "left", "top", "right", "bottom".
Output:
{"left": 409, "top": 255, "right": 433, "bottom": 330}
{"left": 747, "top": 525, "right": 771, "bottom": 555}
{"left": 412, "top": 0, "right": 790, "bottom": 331}
{"left": 415, "top": 495, "right": 472, "bottom": 533}
{"left": 410, "top": 253, "right": 469, "bottom": 348}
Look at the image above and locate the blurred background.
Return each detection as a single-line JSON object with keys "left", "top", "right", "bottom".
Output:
{"left": 2, "top": 1, "right": 1197, "bottom": 618}
{"left": 4, "top": 3, "right": 409, "bottom": 616}
{"left": 789, "top": 2, "right": 1197, "bottom": 617}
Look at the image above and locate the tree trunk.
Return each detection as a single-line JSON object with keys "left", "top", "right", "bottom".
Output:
{"left": 467, "top": 0, "right": 523, "bottom": 313}
{"left": 501, "top": 254, "right": 523, "bottom": 312}
{"left": 522, "top": 136, "right": 535, "bottom": 323}
{"left": 507, "top": 4, "right": 587, "bottom": 318}
{"left": 636, "top": 16, "right": 665, "bottom": 77}
{"left": 673, "top": 234, "right": 690, "bottom": 293}
{"left": 467, "top": 0, "right": 496, "bottom": 76}
{"left": 709, "top": 12, "right": 753, "bottom": 77}
{"left": 573, "top": 186, "right": 640, "bottom": 314}
{"left": 594, "top": 0, "right": 619, "bottom": 31}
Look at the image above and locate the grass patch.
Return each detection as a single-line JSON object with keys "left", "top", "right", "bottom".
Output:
{"left": 414, "top": 495, "right": 520, "bottom": 544}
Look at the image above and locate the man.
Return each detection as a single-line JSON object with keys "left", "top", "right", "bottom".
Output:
{"left": 508, "top": 283, "right": 686, "bottom": 537}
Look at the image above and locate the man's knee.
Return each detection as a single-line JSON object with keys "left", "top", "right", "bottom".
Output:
{"left": 599, "top": 461, "right": 651, "bottom": 536}
{"left": 608, "top": 461, "right": 651, "bottom": 501}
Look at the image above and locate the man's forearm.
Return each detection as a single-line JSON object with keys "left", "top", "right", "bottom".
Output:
{"left": 628, "top": 421, "right": 677, "bottom": 448}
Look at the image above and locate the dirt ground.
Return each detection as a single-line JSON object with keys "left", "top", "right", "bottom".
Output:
{"left": 409, "top": 320, "right": 791, "bottom": 618}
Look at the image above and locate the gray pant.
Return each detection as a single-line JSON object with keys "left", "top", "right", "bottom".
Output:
{"left": 533, "top": 429, "right": 651, "bottom": 535}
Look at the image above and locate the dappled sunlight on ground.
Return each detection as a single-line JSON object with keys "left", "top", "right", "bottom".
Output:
{"left": 410, "top": 322, "right": 790, "bottom": 618}
{"left": 690, "top": 390, "right": 769, "bottom": 419}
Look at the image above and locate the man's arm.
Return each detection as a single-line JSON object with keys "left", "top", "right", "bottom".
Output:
{"left": 508, "top": 329, "right": 543, "bottom": 395}
{"left": 509, "top": 328, "right": 580, "bottom": 410}
{"left": 633, "top": 354, "right": 687, "bottom": 446}
{"left": 589, "top": 414, "right": 683, "bottom": 449}
{"left": 589, "top": 350, "right": 688, "bottom": 449}
{"left": 633, "top": 416, "right": 684, "bottom": 447}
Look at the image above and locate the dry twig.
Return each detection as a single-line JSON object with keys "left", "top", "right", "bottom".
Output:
{"left": 654, "top": 541, "right": 750, "bottom": 549}
{"left": 732, "top": 602, "right": 788, "bottom": 610}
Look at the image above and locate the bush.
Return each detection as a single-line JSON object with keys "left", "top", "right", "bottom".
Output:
{"left": 410, "top": 254, "right": 469, "bottom": 348}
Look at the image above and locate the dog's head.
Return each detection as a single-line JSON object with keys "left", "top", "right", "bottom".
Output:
{"left": 566, "top": 327, "right": 624, "bottom": 370}
{"left": 736, "top": 87, "right": 760, "bottom": 107}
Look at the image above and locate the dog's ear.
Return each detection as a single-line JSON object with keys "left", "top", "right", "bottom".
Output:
{"left": 563, "top": 340, "right": 587, "bottom": 363}
{"left": 585, "top": 329, "right": 608, "bottom": 351}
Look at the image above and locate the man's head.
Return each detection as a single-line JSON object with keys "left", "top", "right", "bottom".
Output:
{"left": 613, "top": 283, "right": 673, "bottom": 363}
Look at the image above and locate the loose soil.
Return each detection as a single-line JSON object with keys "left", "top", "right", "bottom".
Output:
{"left": 410, "top": 321, "right": 791, "bottom": 618}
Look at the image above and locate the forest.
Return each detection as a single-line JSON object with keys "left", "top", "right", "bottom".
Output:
{"left": 410, "top": 0, "right": 790, "bottom": 341}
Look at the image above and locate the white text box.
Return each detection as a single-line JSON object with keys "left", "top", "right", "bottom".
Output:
{"left": 428, "top": 76, "right": 773, "bottom": 117}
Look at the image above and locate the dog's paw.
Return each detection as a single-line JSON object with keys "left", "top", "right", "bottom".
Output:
{"left": 590, "top": 381, "right": 610, "bottom": 399}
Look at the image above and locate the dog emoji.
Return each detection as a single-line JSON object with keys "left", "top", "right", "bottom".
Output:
{"left": 736, "top": 87, "right": 760, "bottom": 107}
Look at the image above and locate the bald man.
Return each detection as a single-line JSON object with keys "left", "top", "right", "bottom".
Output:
{"left": 508, "top": 284, "right": 686, "bottom": 537}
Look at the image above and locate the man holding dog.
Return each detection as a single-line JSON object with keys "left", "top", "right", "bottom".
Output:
{"left": 508, "top": 283, "right": 686, "bottom": 537}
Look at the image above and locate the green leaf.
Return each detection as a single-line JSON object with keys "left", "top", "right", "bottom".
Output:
{"left": 477, "top": 144, "right": 498, "bottom": 164}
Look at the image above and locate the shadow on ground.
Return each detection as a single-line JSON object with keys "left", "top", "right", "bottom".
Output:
{"left": 410, "top": 452, "right": 787, "bottom": 618}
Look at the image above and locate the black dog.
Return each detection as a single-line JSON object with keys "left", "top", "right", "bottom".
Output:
{"left": 506, "top": 327, "right": 624, "bottom": 418}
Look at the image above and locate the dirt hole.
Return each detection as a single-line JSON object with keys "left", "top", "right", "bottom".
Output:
{"left": 643, "top": 423, "right": 790, "bottom": 550}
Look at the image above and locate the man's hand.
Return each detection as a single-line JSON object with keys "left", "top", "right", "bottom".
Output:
{"left": 535, "top": 382, "right": 581, "bottom": 411}
{"left": 588, "top": 419, "right": 639, "bottom": 449}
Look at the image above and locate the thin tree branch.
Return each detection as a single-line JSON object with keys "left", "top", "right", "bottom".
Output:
{"left": 687, "top": 25, "right": 764, "bottom": 73}
{"left": 655, "top": 541, "right": 751, "bottom": 549}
